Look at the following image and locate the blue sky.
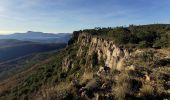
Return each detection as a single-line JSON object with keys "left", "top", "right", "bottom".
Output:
{"left": 0, "top": 0, "right": 170, "bottom": 34}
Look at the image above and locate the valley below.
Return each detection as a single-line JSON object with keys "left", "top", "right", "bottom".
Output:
{"left": 0, "top": 32, "right": 71, "bottom": 81}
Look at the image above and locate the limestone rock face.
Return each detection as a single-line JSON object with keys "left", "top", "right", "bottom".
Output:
{"left": 74, "top": 33, "right": 130, "bottom": 70}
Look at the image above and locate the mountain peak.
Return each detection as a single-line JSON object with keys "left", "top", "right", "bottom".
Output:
{"left": 26, "top": 31, "right": 43, "bottom": 34}
{"left": 27, "top": 31, "right": 33, "bottom": 33}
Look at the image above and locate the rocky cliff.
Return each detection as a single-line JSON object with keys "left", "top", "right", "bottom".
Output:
{"left": 60, "top": 31, "right": 170, "bottom": 100}
{"left": 63, "top": 33, "right": 130, "bottom": 71}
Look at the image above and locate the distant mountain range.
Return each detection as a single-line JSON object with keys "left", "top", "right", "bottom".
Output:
{"left": 0, "top": 39, "right": 66, "bottom": 63}
{"left": 0, "top": 31, "right": 72, "bottom": 43}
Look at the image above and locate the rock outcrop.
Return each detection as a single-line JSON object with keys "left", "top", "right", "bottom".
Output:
{"left": 63, "top": 33, "right": 131, "bottom": 71}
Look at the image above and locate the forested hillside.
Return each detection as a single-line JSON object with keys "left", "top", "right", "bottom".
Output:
{"left": 0, "top": 51, "right": 63, "bottom": 81}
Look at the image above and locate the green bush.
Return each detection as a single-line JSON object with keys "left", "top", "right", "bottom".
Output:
{"left": 141, "top": 50, "right": 154, "bottom": 62}
{"left": 114, "top": 32, "right": 131, "bottom": 44}
{"left": 138, "top": 41, "right": 150, "bottom": 48}
{"left": 154, "top": 34, "right": 170, "bottom": 48}
{"left": 80, "top": 58, "right": 86, "bottom": 65}
{"left": 136, "top": 31, "right": 157, "bottom": 43}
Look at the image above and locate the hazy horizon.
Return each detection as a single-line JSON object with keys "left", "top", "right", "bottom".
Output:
{"left": 0, "top": 0, "right": 170, "bottom": 34}
{"left": 0, "top": 30, "right": 72, "bottom": 35}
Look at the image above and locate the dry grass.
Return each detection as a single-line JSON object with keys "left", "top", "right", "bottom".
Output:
{"left": 36, "top": 82, "right": 72, "bottom": 100}
{"left": 112, "top": 71, "right": 130, "bottom": 100}
{"left": 85, "top": 78, "right": 99, "bottom": 90}
{"left": 113, "top": 83, "right": 130, "bottom": 100}
{"left": 157, "top": 49, "right": 170, "bottom": 57}
{"left": 140, "top": 84, "right": 154, "bottom": 97}
{"left": 80, "top": 70, "right": 94, "bottom": 84}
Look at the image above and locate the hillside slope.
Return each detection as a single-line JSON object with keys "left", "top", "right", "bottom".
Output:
{"left": 0, "top": 51, "right": 62, "bottom": 81}
{"left": 0, "top": 24, "right": 170, "bottom": 100}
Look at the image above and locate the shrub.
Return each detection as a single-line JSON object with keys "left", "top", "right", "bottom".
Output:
{"left": 155, "top": 58, "right": 170, "bottom": 66}
{"left": 69, "top": 60, "right": 81, "bottom": 75}
{"left": 129, "top": 34, "right": 139, "bottom": 44}
{"left": 154, "top": 34, "right": 170, "bottom": 48}
{"left": 141, "top": 50, "right": 155, "bottom": 62}
{"left": 130, "top": 79, "right": 142, "bottom": 92}
{"left": 138, "top": 41, "right": 150, "bottom": 48}
{"left": 80, "top": 58, "right": 86, "bottom": 65}
{"left": 99, "top": 57, "right": 105, "bottom": 67}
{"left": 114, "top": 32, "right": 131, "bottom": 44}
{"left": 60, "top": 72, "right": 67, "bottom": 79}
{"left": 136, "top": 31, "right": 157, "bottom": 43}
